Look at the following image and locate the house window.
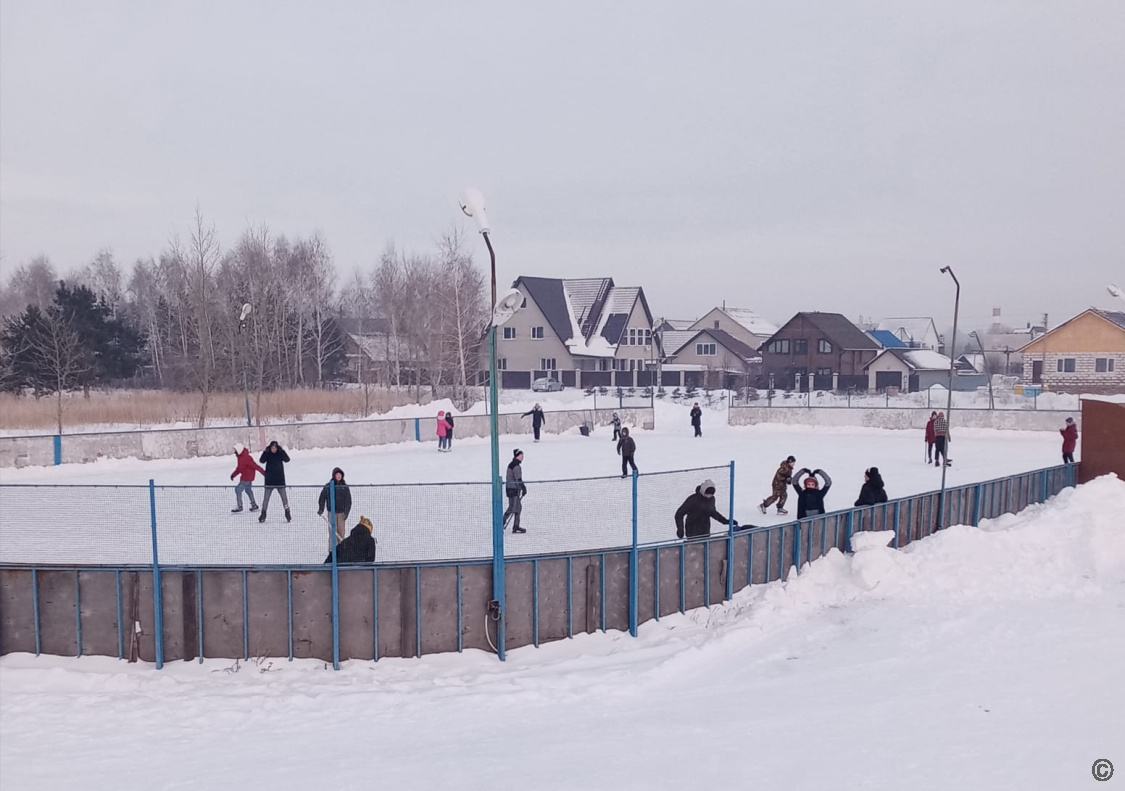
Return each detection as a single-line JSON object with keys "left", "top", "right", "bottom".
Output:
{"left": 540, "top": 358, "right": 556, "bottom": 371}
{"left": 599, "top": 359, "right": 610, "bottom": 372}
{"left": 629, "top": 359, "right": 636, "bottom": 371}
{"left": 531, "top": 327, "right": 545, "bottom": 339}
{"left": 1095, "top": 358, "right": 1116, "bottom": 373}
{"left": 1056, "top": 358, "right": 1076, "bottom": 373}
{"left": 816, "top": 367, "right": 832, "bottom": 377}
{"left": 628, "top": 328, "right": 637, "bottom": 346}
{"left": 713, "top": 320, "right": 720, "bottom": 329}
{"left": 818, "top": 339, "right": 833, "bottom": 354}
{"left": 793, "top": 339, "right": 808, "bottom": 355}
{"left": 521, "top": 298, "right": 527, "bottom": 308}
{"left": 696, "top": 343, "right": 717, "bottom": 356}
{"left": 644, "top": 329, "right": 652, "bottom": 347}
{"left": 497, "top": 358, "right": 508, "bottom": 370}
{"left": 503, "top": 327, "right": 516, "bottom": 340}
{"left": 767, "top": 339, "right": 790, "bottom": 354}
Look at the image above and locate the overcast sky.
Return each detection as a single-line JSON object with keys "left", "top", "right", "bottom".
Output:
{"left": 2, "top": 1, "right": 1123, "bottom": 330}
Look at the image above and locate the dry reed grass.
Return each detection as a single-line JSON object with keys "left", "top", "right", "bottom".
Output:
{"left": 0, "top": 388, "right": 429, "bottom": 432}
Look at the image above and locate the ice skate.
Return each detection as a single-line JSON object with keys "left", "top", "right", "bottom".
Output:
{"left": 258, "top": 511, "right": 267, "bottom": 523}
{"left": 284, "top": 508, "right": 292, "bottom": 523}
{"left": 776, "top": 508, "right": 788, "bottom": 515}
{"left": 512, "top": 526, "right": 526, "bottom": 534}
{"left": 758, "top": 503, "right": 768, "bottom": 515}
{"left": 231, "top": 507, "right": 243, "bottom": 513}
{"left": 249, "top": 504, "right": 259, "bottom": 512}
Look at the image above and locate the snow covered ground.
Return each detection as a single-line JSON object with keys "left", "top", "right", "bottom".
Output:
{"left": 2, "top": 474, "right": 1121, "bottom": 790}
{"left": 0, "top": 399, "right": 1067, "bottom": 564}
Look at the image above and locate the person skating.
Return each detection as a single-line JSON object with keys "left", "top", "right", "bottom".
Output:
{"left": 317, "top": 467, "right": 352, "bottom": 542}
{"left": 933, "top": 412, "right": 951, "bottom": 467}
{"left": 617, "top": 427, "right": 638, "bottom": 478}
{"left": 445, "top": 411, "right": 455, "bottom": 451}
{"left": 793, "top": 468, "right": 832, "bottom": 519}
{"left": 674, "top": 479, "right": 729, "bottom": 539}
{"left": 503, "top": 449, "right": 528, "bottom": 533}
{"left": 258, "top": 440, "right": 292, "bottom": 523}
{"left": 854, "top": 467, "right": 888, "bottom": 507}
{"left": 611, "top": 412, "right": 622, "bottom": 442}
{"left": 924, "top": 411, "right": 937, "bottom": 463}
{"left": 1060, "top": 417, "right": 1078, "bottom": 464}
{"left": 758, "top": 456, "right": 796, "bottom": 515}
{"left": 436, "top": 410, "right": 449, "bottom": 452}
{"left": 522, "top": 404, "right": 546, "bottom": 442}
{"left": 229, "top": 443, "right": 265, "bottom": 513}
{"left": 323, "top": 516, "right": 376, "bottom": 565}
{"left": 690, "top": 403, "right": 703, "bottom": 437}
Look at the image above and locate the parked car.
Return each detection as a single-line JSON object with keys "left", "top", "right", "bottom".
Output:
{"left": 532, "top": 377, "right": 563, "bottom": 392}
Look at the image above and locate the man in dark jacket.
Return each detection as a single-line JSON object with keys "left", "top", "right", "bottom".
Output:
{"left": 522, "top": 404, "right": 546, "bottom": 442}
{"left": 1060, "top": 417, "right": 1078, "bottom": 464}
{"left": 932, "top": 412, "right": 950, "bottom": 467}
{"left": 759, "top": 456, "right": 796, "bottom": 515}
{"left": 258, "top": 440, "right": 291, "bottom": 523}
{"left": 675, "top": 479, "right": 729, "bottom": 539}
{"left": 324, "top": 516, "right": 376, "bottom": 564}
{"left": 854, "top": 467, "right": 888, "bottom": 507}
{"left": 793, "top": 468, "right": 832, "bottom": 519}
{"left": 504, "top": 449, "right": 527, "bottom": 533}
{"left": 317, "top": 467, "right": 352, "bottom": 542}
{"left": 690, "top": 403, "right": 703, "bottom": 437}
{"left": 616, "top": 427, "right": 638, "bottom": 478}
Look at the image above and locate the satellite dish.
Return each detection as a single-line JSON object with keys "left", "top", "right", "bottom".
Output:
{"left": 492, "top": 288, "right": 523, "bottom": 327}
{"left": 239, "top": 303, "right": 253, "bottom": 322}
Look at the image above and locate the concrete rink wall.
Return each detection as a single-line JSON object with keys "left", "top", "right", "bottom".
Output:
{"left": 728, "top": 406, "right": 1077, "bottom": 432}
{"left": 0, "top": 407, "right": 654, "bottom": 468}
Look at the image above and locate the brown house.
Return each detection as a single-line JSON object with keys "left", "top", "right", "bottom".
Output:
{"left": 757, "top": 312, "right": 880, "bottom": 391}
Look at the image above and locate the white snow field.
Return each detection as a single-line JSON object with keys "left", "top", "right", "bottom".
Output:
{"left": 0, "top": 400, "right": 1067, "bottom": 565}
{"left": 1, "top": 475, "right": 1121, "bottom": 790}
{"left": 1, "top": 408, "right": 1067, "bottom": 566}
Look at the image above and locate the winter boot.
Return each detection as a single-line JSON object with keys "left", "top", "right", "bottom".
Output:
{"left": 258, "top": 511, "right": 267, "bottom": 523}
{"left": 512, "top": 526, "right": 526, "bottom": 534}
{"left": 285, "top": 508, "right": 292, "bottom": 523}
{"left": 231, "top": 507, "right": 243, "bottom": 514}
{"left": 776, "top": 508, "right": 789, "bottom": 515}
{"left": 249, "top": 504, "right": 259, "bottom": 512}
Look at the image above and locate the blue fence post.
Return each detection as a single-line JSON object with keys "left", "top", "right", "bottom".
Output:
{"left": 892, "top": 502, "right": 901, "bottom": 549}
{"left": 148, "top": 479, "right": 164, "bottom": 670}
{"left": 52, "top": 434, "right": 61, "bottom": 465}
{"left": 414, "top": 418, "right": 421, "bottom": 443}
{"left": 792, "top": 522, "right": 801, "bottom": 576}
{"left": 972, "top": 484, "right": 982, "bottom": 526}
{"left": 845, "top": 510, "right": 854, "bottom": 553}
{"left": 330, "top": 480, "right": 340, "bottom": 670}
{"left": 726, "top": 461, "right": 735, "bottom": 601}
{"left": 628, "top": 469, "right": 639, "bottom": 638}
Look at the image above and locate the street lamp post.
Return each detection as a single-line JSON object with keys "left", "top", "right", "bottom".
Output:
{"left": 938, "top": 267, "right": 960, "bottom": 531}
{"left": 968, "top": 331, "right": 994, "bottom": 410}
{"left": 460, "top": 188, "right": 521, "bottom": 661}
{"left": 238, "top": 302, "right": 253, "bottom": 427}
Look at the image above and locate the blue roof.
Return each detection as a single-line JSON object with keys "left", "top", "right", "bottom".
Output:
{"left": 868, "top": 330, "right": 906, "bottom": 348}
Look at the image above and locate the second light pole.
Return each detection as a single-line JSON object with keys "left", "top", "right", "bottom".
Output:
{"left": 938, "top": 266, "right": 960, "bottom": 530}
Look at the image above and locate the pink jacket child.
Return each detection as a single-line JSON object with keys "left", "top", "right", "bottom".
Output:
{"left": 436, "top": 411, "right": 449, "bottom": 450}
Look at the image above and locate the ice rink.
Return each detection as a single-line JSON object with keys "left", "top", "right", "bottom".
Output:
{"left": 0, "top": 405, "right": 1066, "bottom": 565}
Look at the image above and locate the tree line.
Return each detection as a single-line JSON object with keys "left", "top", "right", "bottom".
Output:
{"left": 0, "top": 210, "right": 489, "bottom": 426}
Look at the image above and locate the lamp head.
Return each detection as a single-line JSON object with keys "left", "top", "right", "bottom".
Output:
{"left": 1109, "top": 283, "right": 1123, "bottom": 299}
{"left": 459, "top": 188, "right": 491, "bottom": 234}
{"left": 492, "top": 288, "right": 524, "bottom": 327}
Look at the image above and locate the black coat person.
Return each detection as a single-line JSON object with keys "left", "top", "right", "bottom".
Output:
{"left": 616, "top": 427, "right": 637, "bottom": 478}
{"left": 675, "top": 479, "right": 729, "bottom": 538}
{"left": 522, "top": 405, "right": 546, "bottom": 442}
{"left": 324, "top": 518, "right": 376, "bottom": 564}
{"left": 793, "top": 468, "right": 832, "bottom": 519}
{"left": 690, "top": 404, "right": 703, "bottom": 437}
{"left": 257, "top": 440, "right": 292, "bottom": 523}
{"left": 854, "top": 467, "right": 888, "bottom": 508}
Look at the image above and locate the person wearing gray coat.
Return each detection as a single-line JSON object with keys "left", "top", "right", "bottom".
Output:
{"left": 503, "top": 449, "right": 528, "bottom": 534}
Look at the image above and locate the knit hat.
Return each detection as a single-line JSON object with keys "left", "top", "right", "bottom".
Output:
{"left": 233, "top": 442, "right": 244, "bottom": 454}
{"left": 786, "top": 455, "right": 796, "bottom": 463}
{"left": 699, "top": 479, "right": 716, "bottom": 497}
{"left": 513, "top": 448, "right": 523, "bottom": 458}
{"left": 1065, "top": 417, "right": 1074, "bottom": 424}
{"left": 357, "top": 516, "right": 373, "bottom": 533}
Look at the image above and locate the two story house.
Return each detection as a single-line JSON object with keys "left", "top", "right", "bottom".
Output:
{"left": 1018, "top": 308, "right": 1125, "bottom": 394}
{"left": 495, "top": 276, "right": 656, "bottom": 389}
{"left": 757, "top": 312, "right": 881, "bottom": 391}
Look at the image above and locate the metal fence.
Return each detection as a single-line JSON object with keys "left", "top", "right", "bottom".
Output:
{"left": 0, "top": 464, "right": 1078, "bottom": 669}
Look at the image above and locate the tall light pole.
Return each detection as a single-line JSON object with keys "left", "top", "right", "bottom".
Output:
{"left": 938, "top": 267, "right": 960, "bottom": 531}
{"left": 238, "top": 302, "right": 253, "bottom": 427}
{"left": 460, "top": 188, "right": 522, "bottom": 661}
{"left": 968, "top": 331, "right": 994, "bottom": 410}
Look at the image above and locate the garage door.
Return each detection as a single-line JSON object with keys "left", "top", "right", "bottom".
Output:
{"left": 875, "top": 371, "right": 902, "bottom": 391}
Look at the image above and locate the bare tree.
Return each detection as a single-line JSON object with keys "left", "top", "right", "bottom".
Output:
{"left": 436, "top": 229, "right": 486, "bottom": 409}
{"left": 20, "top": 309, "right": 91, "bottom": 433}
{"left": 6, "top": 256, "right": 58, "bottom": 313}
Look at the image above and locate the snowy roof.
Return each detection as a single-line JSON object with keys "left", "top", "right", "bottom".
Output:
{"left": 865, "top": 348, "right": 952, "bottom": 372}
{"left": 720, "top": 307, "right": 779, "bottom": 337}
{"left": 876, "top": 317, "right": 938, "bottom": 344}
{"left": 661, "top": 319, "right": 696, "bottom": 331}
{"left": 516, "top": 275, "right": 651, "bottom": 357}
{"left": 660, "top": 330, "right": 697, "bottom": 355}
